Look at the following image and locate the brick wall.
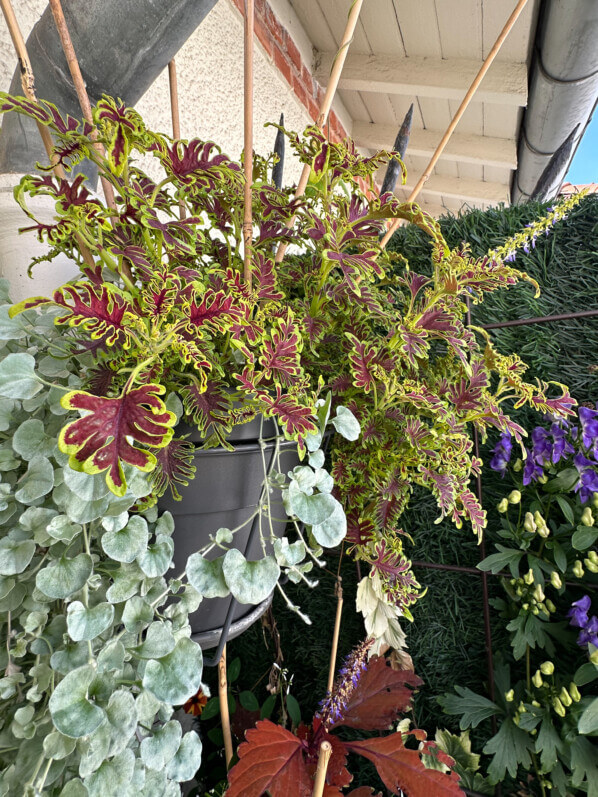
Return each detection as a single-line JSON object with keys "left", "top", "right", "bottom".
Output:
{"left": 229, "top": 0, "right": 348, "bottom": 143}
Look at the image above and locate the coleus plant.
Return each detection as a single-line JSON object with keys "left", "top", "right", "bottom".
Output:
{"left": 225, "top": 640, "right": 463, "bottom": 796}
{"left": 0, "top": 92, "right": 581, "bottom": 636}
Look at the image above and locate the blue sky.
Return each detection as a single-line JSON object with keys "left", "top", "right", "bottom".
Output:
{"left": 565, "top": 111, "right": 598, "bottom": 184}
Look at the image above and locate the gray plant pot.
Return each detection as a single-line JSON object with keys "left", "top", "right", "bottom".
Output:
{"left": 159, "top": 417, "right": 299, "bottom": 653}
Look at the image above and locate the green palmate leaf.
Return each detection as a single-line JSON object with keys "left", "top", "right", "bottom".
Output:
{"left": 438, "top": 687, "right": 501, "bottom": 730}
{"left": 0, "top": 537, "right": 35, "bottom": 575}
{"left": 569, "top": 735, "right": 598, "bottom": 791}
{"left": 477, "top": 545, "right": 523, "bottom": 578}
{"left": 142, "top": 637, "right": 203, "bottom": 704}
{"left": 137, "top": 533, "right": 174, "bottom": 577}
{"left": 578, "top": 696, "right": 598, "bottom": 735}
{"left": 101, "top": 515, "right": 149, "bottom": 562}
{"left": 84, "top": 748, "right": 136, "bottom": 797}
{"left": 134, "top": 621, "right": 176, "bottom": 659}
{"left": 572, "top": 525, "right": 598, "bottom": 551}
{"left": 37, "top": 553, "right": 93, "bottom": 599}
{"left": 311, "top": 498, "right": 347, "bottom": 548}
{"left": 49, "top": 665, "right": 106, "bottom": 738}
{"left": 483, "top": 718, "right": 535, "bottom": 783}
{"left": 222, "top": 549, "right": 280, "bottom": 605}
{"left": 14, "top": 455, "right": 54, "bottom": 503}
{"left": 165, "top": 731, "right": 202, "bottom": 782}
{"left": 122, "top": 596, "right": 154, "bottom": 633}
{"left": 0, "top": 353, "right": 41, "bottom": 399}
{"left": 67, "top": 601, "right": 115, "bottom": 642}
{"left": 12, "top": 419, "right": 55, "bottom": 460}
{"left": 59, "top": 384, "right": 176, "bottom": 496}
{"left": 331, "top": 405, "right": 361, "bottom": 441}
{"left": 506, "top": 612, "right": 554, "bottom": 660}
{"left": 140, "top": 720, "right": 182, "bottom": 770}
{"left": 536, "top": 718, "right": 564, "bottom": 771}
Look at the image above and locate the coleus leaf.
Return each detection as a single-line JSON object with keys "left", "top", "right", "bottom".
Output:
{"left": 50, "top": 283, "right": 133, "bottom": 347}
{"left": 344, "top": 732, "right": 462, "bottom": 796}
{"left": 149, "top": 437, "right": 196, "bottom": 500}
{"left": 331, "top": 656, "right": 422, "bottom": 731}
{"left": 226, "top": 720, "right": 312, "bottom": 797}
{"left": 180, "top": 379, "right": 233, "bottom": 439}
{"left": 59, "top": 384, "right": 176, "bottom": 496}
{"left": 258, "top": 314, "right": 303, "bottom": 387}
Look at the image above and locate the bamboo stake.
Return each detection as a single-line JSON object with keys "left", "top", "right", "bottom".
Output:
{"left": 326, "top": 578, "right": 343, "bottom": 694}
{"left": 218, "top": 645, "right": 234, "bottom": 768}
{"left": 0, "top": 0, "right": 96, "bottom": 269}
{"left": 243, "top": 0, "right": 254, "bottom": 287}
{"left": 168, "top": 59, "right": 186, "bottom": 219}
{"left": 47, "top": 0, "right": 116, "bottom": 211}
{"left": 274, "top": 0, "right": 364, "bottom": 264}
{"left": 311, "top": 741, "right": 332, "bottom": 797}
{"left": 379, "top": 0, "right": 531, "bottom": 250}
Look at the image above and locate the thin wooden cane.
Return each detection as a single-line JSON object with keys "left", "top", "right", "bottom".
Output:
{"left": 326, "top": 577, "right": 343, "bottom": 694}
{"left": 243, "top": 0, "right": 254, "bottom": 287}
{"left": 274, "top": 0, "right": 364, "bottom": 264}
{"left": 379, "top": 0, "right": 531, "bottom": 251}
{"left": 0, "top": 0, "right": 96, "bottom": 269}
{"left": 168, "top": 59, "right": 186, "bottom": 219}
{"left": 47, "top": 0, "right": 116, "bottom": 212}
{"left": 218, "top": 644, "right": 234, "bottom": 768}
{"left": 311, "top": 741, "right": 333, "bottom": 797}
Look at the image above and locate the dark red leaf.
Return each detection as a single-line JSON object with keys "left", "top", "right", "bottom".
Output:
{"left": 344, "top": 733, "right": 462, "bottom": 796}
{"left": 226, "top": 720, "right": 312, "bottom": 797}
{"left": 150, "top": 437, "right": 196, "bottom": 500}
{"left": 332, "top": 656, "right": 422, "bottom": 731}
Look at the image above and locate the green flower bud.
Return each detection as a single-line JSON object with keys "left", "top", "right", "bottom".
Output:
{"left": 508, "top": 490, "right": 521, "bottom": 505}
{"left": 531, "top": 700, "right": 541, "bottom": 708}
{"left": 588, "top": 550, "right": 598, "bottom": 564}
{"left": 532, "top": 605, "right": 540, "bottom": 615}
{"left": 552, "top": 697, "right": 566, "bottom": 717}
{"left": 590, "top": 649, "right": 598, "bottom": 666}
{"left": 540, "top": 661, "right": 554, "bottom": 675}
{"left": 534, "top": 511, "right": 544, "bottom": 525}
{"left": 537, "top": 474, "right": 548, "bottom": 484}
{"left": 573, "top": 560, "right": 585, "bottom": 578}
{"left": 581, "top": 507, "right": 594, "bottom": 527}
{"left": 505, "top": 689, "right": 515, "bottom": 702}
{"left": 569, "top": 682, "right": 581, "bottom": 702}
{"left": 524, "top": 568, "right": 535, "bottom": 585}
{"left": 513, "top": 458, "right": 523, "bottom": 472}
{"left": 532, "top": 670, "right": 543, "bottom": 688}
{"left": 497, "top": 498, "right": 509, "bottom": 513}
{"left": 592, "top": 492, "right": 598, "bottom": 510}
{"left": 524, "top": 512, "right": 536, "bottom": 533}
{"left": 550, "top": 571, "right": 562, "bottom": 589}
{"left": 559, "top": 687, "right": 572, "bottom": 707}
{"left": 584, "top": 558, "right": 598, "bottom": 573}
{"left": 522, "top": 602, "right": 529, "bottom": 610}
{"left": 546, "top": 599, "right": 556, "bottom": 613}
{"left": 537, "top": 523, "right": 550, "bottom": 538}
{"left": 534, "top": 584, "right": 545, "bottom": 602}
{"left": 512, "top": 712, "right": 520, "bottom": 725}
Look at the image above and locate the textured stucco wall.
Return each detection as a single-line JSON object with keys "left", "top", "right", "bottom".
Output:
{"left": 0, "top": 0, "right": 311, "bottom": 186}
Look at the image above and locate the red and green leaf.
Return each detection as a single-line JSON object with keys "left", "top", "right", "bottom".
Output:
{"left": 258, "top": 314, "right": 303, "bottom": 387}
{"left": 347, "top": 334, "right": 378, "bottom": 393}
{"left": 59, "top": 384, "right": 176, "bottom": 496}
{"left": 149, "top": 437, "right": 196, "bottom": 500}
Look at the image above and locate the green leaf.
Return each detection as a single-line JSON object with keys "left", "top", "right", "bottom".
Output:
{"left": 579, "top": 696, "right": 598, "bottom": 735}
{"left": 49, "top": 665, "right": 106, "bottom": 738}
{"left": 239, "top": 690, "right": 260, "bottom": 711}
{"left": 67, "top": 601, "right": 114, "bottom": 642}
{"left": 287, "top": 481, "right": 338, "bottom": 525}
{"left": 59, "top": 781, "right": 87, "bottom": 797}
{"left": 569, "top": 735, "right": 598, "bottom": 790}
{"left": 101, "top": 515, "right": 148, "bottom": 563}
{"left": 484, "top": 718, "right": 535, "bottom": 782}
{"left": 544, "top": 467, "right": 579, "bottom": 493}
{"left": 575, "top": 662, "right": 598, "bottom": 686}
{"left": 477, "top": 545, "right": 523, "bottom": 578}
{"left": 122, "top": 596, "right": 154, "bottom": 633}
{"left": 165, "top": 731, "right": 202, "bottom": 782}
{"left": 43, "top": 731, "right": 77, "bottom": 760}
{"left": 555, "top": 494, "right": 575, "bottom": 525}
{"left": 186, "top": 553, "right": 230, "bottom": 599}
{"left": 105, "top": 563, "right": 143, "bottom": 603}
{"left": 0, "top": 353, "right": 41, "bottom": 399}
{"left": 137, "top": 534, "right": 174, "bottom": 577}
{"left": 286, "top": 694, "right": 301, "bottom": 725}
{"left": 506, "top": 613, "right": 554, "bottom": 660}
{"left": 14, "top": 455, "right": 54, "bottom": 503}
{"left": 536, "top": 718, "right": 564, "bottom": 771}
{"left": 47, "top": 515, "right": 82, "bottom": 542}
{"left": 37, "top": 553, "right": 93, "bottom": 599}
{"left": 0, "top": 305, "right": 28, "bottom": 340}
{"left": 50, "top": 642, "right": 89, "bottom": 675}
{"left": 308, "top": 449, "right": 325, "bottom": 469}
{"left": 551, "top": 540, "right": 567, "bottom": 573}
{"left": 331, "top": 405, "right": 360, "bottom": 440}
{"left": 63, "top": 467, "right": 110, "bottom": 501}
{"left": 84, "top": 749, "right": 135, "bottom": 797}
{"left": 228, "top": 657, "right": 241, "bottom": 683}
{"left": 222, "top": 549, "right": 280, "bottom": 605}
{"left": 97, "top": 640, "right": 126, "bottom": 673}
{"left": 133, "top": 621, "right": 176, "bottom": 659}
{"left": 311, "top": 498, "right": 346, "bottom": 548}
{"left": 142, "top": 637, "right": 203, "bottom": 704}
{"left": 12, "top": 419, "right": 55, "bottom": 460}
{"left": 140, "top": 720, "right": 182, "bottom": 770}
{"left": 438, "top": 686, "right": 501, "bottom": 729}
{"left": 572, "top": 525, "right": 598, "bottom": 551}
{"left": 0, "top": 537, "right": 35, "bottom": 575}
{"left": 200, "top": 696, "right": 220, "bottom": 721}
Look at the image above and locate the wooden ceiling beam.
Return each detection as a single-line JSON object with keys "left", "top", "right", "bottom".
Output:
{"left": 353, "top": 121, "right": 517, "bottom": 169}
{"left": 315, "top": 52, "right": 527, "bottom": 106}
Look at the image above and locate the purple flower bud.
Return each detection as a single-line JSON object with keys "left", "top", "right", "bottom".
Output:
{"left": 490, "top": 433, "right": 513, "bottom": 477}
{"left": 568, "top": 595, "right": 591, "bottom": 628}
{"left": 523, "top": 448, "right": 544, "bottom": 485}
{"left": 578, "top": 615, "right": 598, "bottom": 648}
{"left": 579, "top": 406, "right": 598, "bottom": 450}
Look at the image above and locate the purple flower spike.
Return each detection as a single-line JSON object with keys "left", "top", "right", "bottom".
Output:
{"left": 523, "top": 448, "right": 544, "bottom": 485}
{"left": 550, "top": 423, "right": 575, "bottom": 464}
{"left": 574, "top": 453, "right": 598, "bottom": 503}
{"left": 568, "top": 595, "right": 591, "bottom": 628}
{"left": 531, "top": 426, "right": 552, "bottom": 466}
{"left": 578, "top": 615, "right": 598, "bottom": 648}
{"left": 579, "top": 406, "right": 598, "bottom": 450}
{"left": 490, "top": 433, "right": 513, "bottom": 477}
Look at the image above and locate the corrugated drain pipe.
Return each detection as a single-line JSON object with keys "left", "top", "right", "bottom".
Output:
{"left": 0, "top": 0, "right": 219, "bottom": 181}
{"left": 513, "top": 0, "right": 598, "bottom": 202}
